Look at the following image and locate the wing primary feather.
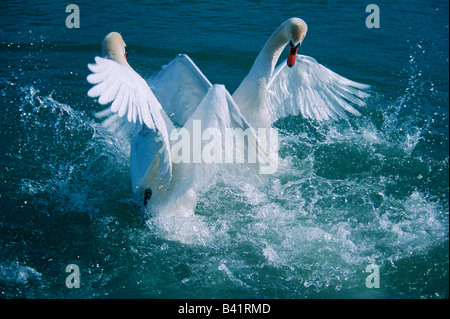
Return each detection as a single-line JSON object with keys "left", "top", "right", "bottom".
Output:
{"left": 118, "top": 87, "right": 133, "bottom": 118}
{"left": 98, "top": 77, "right": 121, "bottom": 105}
{"left": 87, "top": 56, "right": 169, "bottom": 133}
{"left": 110, "top": 83, "right": 126, "bottom": 116}
{"left": 267, "top": 54, "right": 369, "bottom": 122}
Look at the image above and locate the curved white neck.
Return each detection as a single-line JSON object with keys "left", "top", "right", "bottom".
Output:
{"left": 252, "top": 24, "right": 290, "bottom": 81}
{"left": 231, "top": 19, "right": 300, "bottom": 129}
{"left": 242, "top": 22, "right": 291, "bottom": 88}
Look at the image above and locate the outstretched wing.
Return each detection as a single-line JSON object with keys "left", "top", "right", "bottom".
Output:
{"left": 87, "top": 57, "right": 167, "bottom": 132}
{"left": 87, "top": 56, "right": 172, "bottom": 189}
{"left": 147, "top": 54, "right": 212, "bottom": 127}
{"left": 267, "top": 55, "right": 370, "bottom": 122}
{"left": 173, "top": 85, "right": 275, "bottom": 197}
{"left": 130, "top": 112, "right": 174, "bottom": 194}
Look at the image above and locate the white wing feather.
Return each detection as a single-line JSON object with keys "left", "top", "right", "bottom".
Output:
{"left": 130, "top": 112, "right": 174, "bottom": 193}
{"left": 267, "top": 55, "right": 370, "bottom": 122}
{"left": 87, "top": 56, "right": 165, "bottom": 131}
{"left": 147, "top": 54, "right": 212, "bottom": 127}
{"left": 87, "top": 56, "right": 172, "bottom": 189}
{"left": 174, "top": 85, "right": 273, "bottom": 195}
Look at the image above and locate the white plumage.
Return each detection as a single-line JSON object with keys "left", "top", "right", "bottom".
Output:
{"left": 86, "top": 19, "right": 370, "bottom": 217}
{"left": 267, "top": 55, "right": 370, "bottom": 122}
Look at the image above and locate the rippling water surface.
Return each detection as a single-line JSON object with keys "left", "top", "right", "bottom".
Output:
{"left": 0, "top": 0, "right": 448, "bottom": 298}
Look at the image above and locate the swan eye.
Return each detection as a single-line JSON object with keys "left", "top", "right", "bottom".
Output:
{"left": 124, "top": 46, "right": 128, "bottom": 59}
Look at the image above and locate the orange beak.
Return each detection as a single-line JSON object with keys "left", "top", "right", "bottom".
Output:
{"left": 287, "top": 41, "right": 300, "bottom": 68}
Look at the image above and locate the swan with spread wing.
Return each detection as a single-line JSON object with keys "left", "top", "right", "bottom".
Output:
{"left": 86, "top": 18, "right": 369, "bottom": 217}
{"left": 233, "top": 18, "right": 369, "bottom": 129}
{"left": 87, "top": 32, "right": 268, "bottom": 216}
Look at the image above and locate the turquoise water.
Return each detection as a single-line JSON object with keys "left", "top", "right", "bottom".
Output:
{"left": 0, "top": 0, "right": 448, "bottom": 299}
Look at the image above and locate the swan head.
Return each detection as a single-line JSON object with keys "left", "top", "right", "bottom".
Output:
{"left": 285, "top": 18, "right": 308, "bottom": 67}
{"left": 102, "top": 32, "right": 129, "bottom": 66}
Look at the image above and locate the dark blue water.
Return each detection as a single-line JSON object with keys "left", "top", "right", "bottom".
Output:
{"left": 0, "top": 0, "right": 448, "bottom": 299}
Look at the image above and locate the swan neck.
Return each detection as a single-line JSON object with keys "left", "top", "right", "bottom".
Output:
{"left": 232, "top": 21, "right": 290, "bottom": 119}
{"left": 253, "top": 23, "right": 290, "bottom": 80}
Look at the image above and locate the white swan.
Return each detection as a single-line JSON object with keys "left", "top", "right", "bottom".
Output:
{"left": 88, "top": 32, "right": 268, "bottom": 216}
{"left": 86, "top": 18, "right": 369, "bottom": 217}
{"left": 233, "top": 18, "right": 369, "bottom": 129}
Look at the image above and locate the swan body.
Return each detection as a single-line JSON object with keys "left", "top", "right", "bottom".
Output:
{"left": 86, "top": 19, "right": 370, "bottom": 216}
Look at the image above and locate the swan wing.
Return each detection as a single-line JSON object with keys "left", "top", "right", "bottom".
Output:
{"left": 173, "top": 85, "right": 274, "bottom": 197}
{"left": 130, "top": 112, "right": 175, "bottom": 194}
{"left": 147, "top": 54, "right": 213, "bottom": 127}
{"left": 87, "top": 56, "right": 172, "bottom": 189}
{"left": 87, "top": 56, "right": 166, "bottom": 132}
{"left": 267, "top": 55, "right": 370, "bottom": 122}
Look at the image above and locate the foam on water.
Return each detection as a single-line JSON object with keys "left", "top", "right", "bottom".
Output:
{"left": 0, "top": 262, "right": 42, "bottom": 286}
{"left": 7, "top": 84, "right": 133, "bottom": 213}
